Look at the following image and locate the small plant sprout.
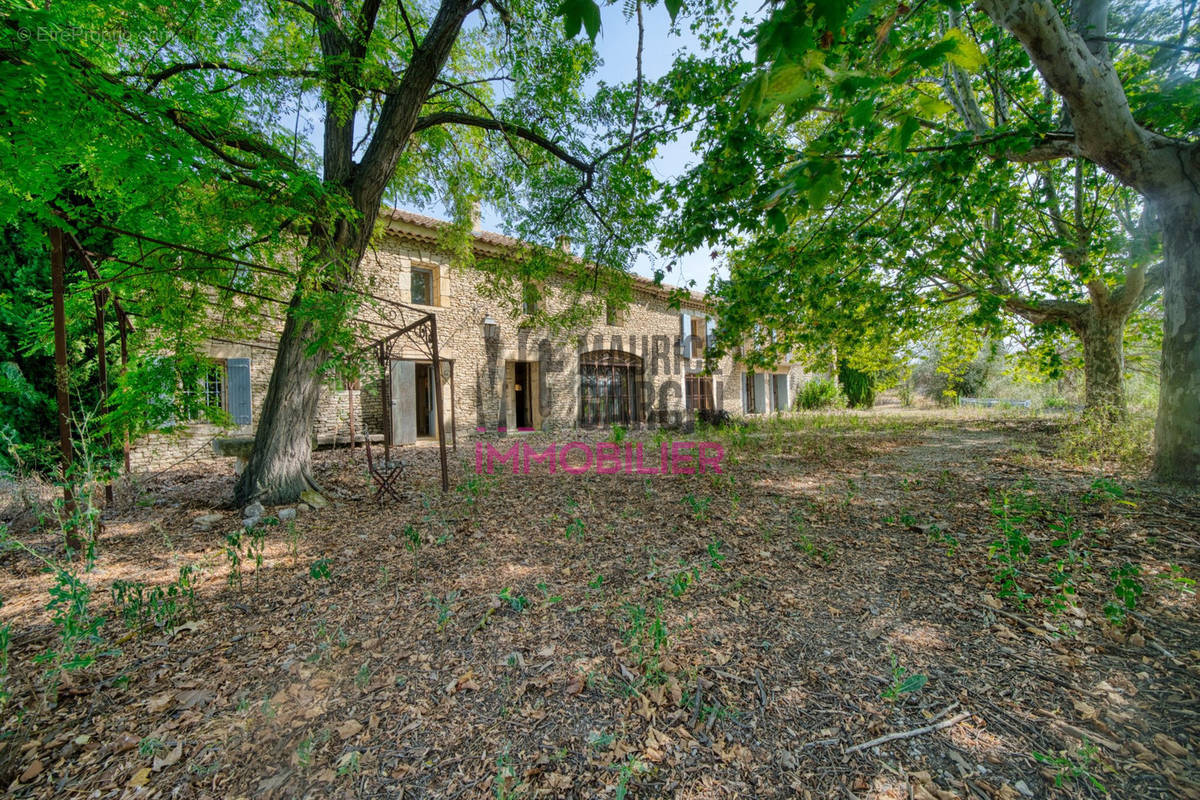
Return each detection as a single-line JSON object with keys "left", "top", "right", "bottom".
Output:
{"left": 683, "top": 493, "right": 712, "bottom": 522}
{"left": 707, "top": 539, "right": 725, "bottom": 570}
{"left": 1104, "top": 562, "right": 1143, "bottom": 625}
{"left": 309, "top": 557, "right": 332, "bottom": 580}
{"left": 1033, "top": 738, "right": 1108, "bottom": 792}
{"left": 881, "top": 650, "right": 927, "bottom": 702}
{"left": 403, "top": 523, "right": 421, "bottom": 552}
{"left": 535, "top": 582, "right": 562, "bottom": 604}
{"left": 498, "top": 587, "right": 529, "bottom": 612}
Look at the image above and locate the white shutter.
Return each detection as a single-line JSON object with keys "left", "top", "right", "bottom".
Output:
{"left": 680, "top": 313, "right": 692, "bottom": 359}
{"left": 773, "top": 374, "right": 788, "bottom": 413}
{"left": 391, "top": 360, "right": 416, "bottom": 444}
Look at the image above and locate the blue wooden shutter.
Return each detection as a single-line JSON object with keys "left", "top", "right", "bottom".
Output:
{"left": 705, "top": 318, "right": 716, "bottom": 351}
{"left": 680, "top": 313, "right": 692, "bottom": 358}
{"left": 227, "top": 358, "right": 253, "bottom": 425}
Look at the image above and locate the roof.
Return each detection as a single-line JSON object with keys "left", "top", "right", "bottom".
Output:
{"left": 379, "top": 207, "right": 707, "bottom": 309}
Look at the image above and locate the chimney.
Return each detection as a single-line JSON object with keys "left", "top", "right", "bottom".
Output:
{"left": 555, "top": 234, "right": 571, "bottom": 254}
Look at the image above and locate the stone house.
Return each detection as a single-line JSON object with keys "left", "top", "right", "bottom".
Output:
{"left": 132, "top": 209, "right": 804, "bottom": 470}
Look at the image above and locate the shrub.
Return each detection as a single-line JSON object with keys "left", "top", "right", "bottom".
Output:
{"left": 697, "top": 408, "right": 732, "bottom": 427}
{"left": 796, "top": 378, "right": 841, "bottom": 410}
{"left": 1057, "top": 411, "right": 1154, "bottom": 473}
{"left": 837, "top": 361, "right": 876, "bottom": 409}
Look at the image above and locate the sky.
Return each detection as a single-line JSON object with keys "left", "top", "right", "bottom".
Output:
{"left": 390, "top": 0, "right": 762, "bottom": 290}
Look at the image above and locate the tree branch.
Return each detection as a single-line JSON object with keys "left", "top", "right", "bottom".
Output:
{"left": 976, "top": 0, "right": 1186, "bottom": 194}
{"left": 1003, "top": 293, "right": 1088, "bottom": 327}
{"left": 412, "top": 111, "right": 594, "bottom": 175}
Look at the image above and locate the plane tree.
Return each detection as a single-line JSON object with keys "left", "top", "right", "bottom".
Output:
{"left": 648, "top": 0, "right": 1196, "bottom": 478}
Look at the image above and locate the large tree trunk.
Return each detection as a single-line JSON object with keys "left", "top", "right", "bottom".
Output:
{"left": 1153, "top": 195, "right": 1200, "bottom": 482}
{"left": 232, "top": 0, "right": 474, "bottom": 505}
{"left": 1078, "top": 305, "right": 1127, "bottom": 417}
{"left": 233, "top": 295, "right": 327, "bottom": 505}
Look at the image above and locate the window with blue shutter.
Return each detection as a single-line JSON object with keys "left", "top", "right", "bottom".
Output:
{"left": 680, "top": 312, "right": 692, "bottom": 358}
{"left": 227, "top": 358, "right": 253, "bottom": 426}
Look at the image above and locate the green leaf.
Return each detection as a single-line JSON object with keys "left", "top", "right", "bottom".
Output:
{"left": 943, "top": 28, "right": 985, "bottom": 71}
{"left": 663, "top": 0, "right": 682, "bottom": 23}
{"left": 898, "top": 673, "right": 927, "bottom": 694}
{"left": 890, "top": 115, "right": 921, "bottom": 152}
{"left": 558, "top": 0, "right": 601, "bottom": 39}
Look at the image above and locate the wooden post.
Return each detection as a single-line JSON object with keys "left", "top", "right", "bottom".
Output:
{"left": 448, "top": 362, "right": 457, "bottom": 452}
{"left": 93, "top": 288, "right": 113, "bottom": 503}
{"left": 120, "top": 321, "right": 130, "bottom": 475}
{"left": 430, "top": 316, "right": 449, "bottom": 493}
{"left": 50, "top": 227, "right": 81, "bottom": 551}
{"left": 347, "top": 380, "right": 356, "bottom": 451}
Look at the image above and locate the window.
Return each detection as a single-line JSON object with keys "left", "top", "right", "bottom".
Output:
{"left": 685, "top": 374, "right": 714, "bottom": 413}
{"left": 605, "top": 301, "right": 624, "bottom": 326}
{"left": 744, "top": 372, "right": 758, "bottom": 414}
{"left": 690, "top": 316, "right": 707, "bottom": 357}
{"left": 522, "top": 284, "right": 539, "bottom": 316}
{"left": 201, "top": 362, "right": 227, "bottom": 411}
{"left": 411, "top": 267, "right": 435, "bottom": 306}
{"left": 184, "top": 360, "right": 229, "bottom": 421}
{"left": 579, "top": 350, "right": 641, "bottom": 427}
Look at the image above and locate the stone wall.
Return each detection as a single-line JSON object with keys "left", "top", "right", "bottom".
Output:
{"left": 129, "top": 212, "right": 807, "bottom": 471}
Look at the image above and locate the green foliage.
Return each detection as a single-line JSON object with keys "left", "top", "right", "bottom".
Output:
{"left": 610, "top": 424, "right": 627, "bottom": 446}
{"left": 403, "top": 524, "right": 421, "bottom": 553}
{"left": 111, "top": 565, "right": 198, "bottom": 633}
{"left": 795, "top": 377, "right": 841, "bottom": 410}
{"left": 1104, "top": 562, "right": 1143, "bottom": 626}
{"left": 663, "top": 0, "right": 1179, "bottom": 415}
{"left": 987, "top": 489, "right": 1037, "bottom": 606}
{"left": 622, "top": 600, "right": 669, "bottom": 683}
{"left": 706, "top": 539, "right": 725, "bottom": 570}
{"left": 309, "top": 557, "right": 332, "bottom": 581}
{"left": 837, "top": 360, "right": 875, "bottom": 409}
{"left": 564, "top": 496, "right": 586, "bottom": 540}
{"left": 683, "top": 492, "right": 711, "bottom": 522}
{"left": 1058, "top": 412, "right": 1155, "bottom": 473}
{"left": 498, "top": 587, "right": 529, "bottom": 612}
{"left": 881, "top": 651, "right": 927, "bottom": 702}
{"left": 1033, "top": 739, "right": 1108, "bottom": 793}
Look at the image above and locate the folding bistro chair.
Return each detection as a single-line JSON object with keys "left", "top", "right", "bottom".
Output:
{"left": 361, "top": 417, "right": 404, "bottom": 504}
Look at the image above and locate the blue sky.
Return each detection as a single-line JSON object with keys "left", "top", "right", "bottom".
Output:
{"left": 395, "top": 0, "right": 761, "bottom": 290}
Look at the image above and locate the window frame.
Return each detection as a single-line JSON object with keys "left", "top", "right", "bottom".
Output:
{"left": 685, "top": 373, "right": 714, "bottom": 413}
{"left": 410, "top": 266, "right": 435, "bottom": 306}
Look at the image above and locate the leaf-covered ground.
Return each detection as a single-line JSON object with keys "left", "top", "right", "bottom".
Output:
{"left": 1, "top": 411, "right": 1198, "bottom": 799}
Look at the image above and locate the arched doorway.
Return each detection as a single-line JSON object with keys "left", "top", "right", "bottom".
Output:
{"left": 579, "top": 350, "right": 642, "bottom": 427}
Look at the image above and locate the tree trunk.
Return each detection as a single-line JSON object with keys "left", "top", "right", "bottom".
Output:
{"left": 231, "top": 0, "right": 475, "bottom": 505}
{"left": 1153, "top": 194, "right": 1200, "bottom": 482}
{"left": 1078, "top": 305, "right": 1127, "bottom": 417}
{"left": 233, "top": 294, "right": 327, "bottom": 506}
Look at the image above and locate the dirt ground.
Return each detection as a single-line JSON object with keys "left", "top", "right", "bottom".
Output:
{"left": 1, "top": 410, "right": 1197, "bottom": 799}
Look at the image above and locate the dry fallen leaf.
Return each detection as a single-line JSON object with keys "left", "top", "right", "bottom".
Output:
{"left": 153, "top": 741, "right": 183, "bottom": 771}
{"left": 337, "top": 719, "right": 363, "bottom": 740}
{"left": 128, "top": 767, "right": 151, "bottom": 788}
{"left": 1154, "top": 734, "right": 1188, "bottom": 759}
{"left": 19, "top": 760, "right": 43, "bottom": 783}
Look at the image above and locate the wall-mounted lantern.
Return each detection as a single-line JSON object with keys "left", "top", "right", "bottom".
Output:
{"left": 482, "top": 315, "right": 499, "bottom": 343}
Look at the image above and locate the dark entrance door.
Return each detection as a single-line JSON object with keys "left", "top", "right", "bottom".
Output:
{"left": 514, "top": 361, "right": 532, "bottom": 429}
{"left": 415, "top": 363, "right": 434, "bottom": 437}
